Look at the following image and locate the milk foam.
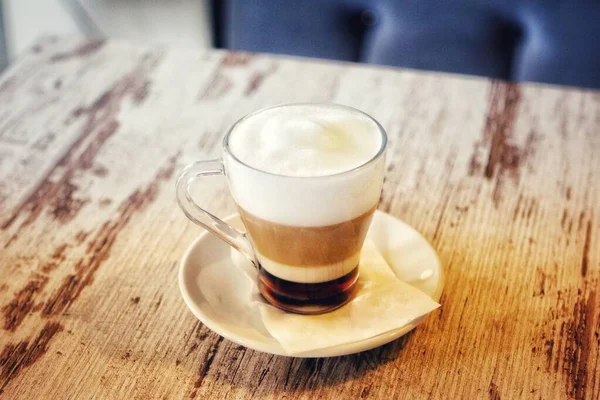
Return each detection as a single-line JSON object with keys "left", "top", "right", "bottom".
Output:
{"left": 228, "top": 105, "right": 381, "bottom": 177}
{"left": 225, "top": 104, "right": 386, "bottom": 227}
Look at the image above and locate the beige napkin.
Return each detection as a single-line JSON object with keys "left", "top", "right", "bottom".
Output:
{"left": 257, "top": 240, "right": 441, "bottom": 355}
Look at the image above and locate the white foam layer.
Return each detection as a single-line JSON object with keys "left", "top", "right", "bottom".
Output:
{"left": 259, "top": 252, "right": 360, "bottom": 283}
{"left": 225, "top": 104, "right": 386, "bottom": 226}
{"left": 228, "top": 104, "right": 381, "bottom": 177}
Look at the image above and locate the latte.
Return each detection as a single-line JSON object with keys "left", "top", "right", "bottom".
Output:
{"left": 223, "top": 104, "right": 386, "bottom": 313}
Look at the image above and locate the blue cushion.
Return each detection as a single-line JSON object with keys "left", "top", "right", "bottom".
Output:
{"left": 213, "top": 0, "right": 600, "bottom": 89}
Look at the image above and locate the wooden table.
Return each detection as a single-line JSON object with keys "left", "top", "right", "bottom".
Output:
{"left": 0, "top": 36, "right": 598, "bottom": 400}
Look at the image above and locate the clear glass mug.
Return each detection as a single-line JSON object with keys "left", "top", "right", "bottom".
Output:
{"left": 176, "top": 104, "right": 387, "bottom": 314}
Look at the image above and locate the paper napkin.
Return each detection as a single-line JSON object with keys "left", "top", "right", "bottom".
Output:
{"left": 256, "top": 240, "right": 441, "bottom": 355}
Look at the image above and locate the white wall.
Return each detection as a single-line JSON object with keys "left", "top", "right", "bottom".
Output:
{"left": 2, "top": 0, "right": 212, "bottom": 62}
{"left": 79, "top": 0, "right": 212, "bottom": 49}
{"left": 3, "top": 0, "right": 81, "bottom": 59}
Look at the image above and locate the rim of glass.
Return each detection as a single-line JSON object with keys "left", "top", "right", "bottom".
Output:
{"left": 222, "top": 103, "right": 388, "bottom": 179}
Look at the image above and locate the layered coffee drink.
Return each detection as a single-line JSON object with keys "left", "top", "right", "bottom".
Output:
{"left": 224, "top": 104, "right": 386, "bottom": 313}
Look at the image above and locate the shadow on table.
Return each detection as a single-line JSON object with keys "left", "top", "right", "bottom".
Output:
{"left": 220, "top": 330, "right": 417, "bottom": 396}
{"left": 291, "top": 331, "right": 414, "bottom": 385}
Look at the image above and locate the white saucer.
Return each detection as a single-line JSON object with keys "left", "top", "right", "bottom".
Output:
{"left": 179, "top": 211, "right": 444, "bottom": 358}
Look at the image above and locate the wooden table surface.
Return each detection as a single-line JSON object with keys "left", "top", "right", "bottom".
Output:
{"left": 0, "top": 37, "right": 598, "bottom": 400}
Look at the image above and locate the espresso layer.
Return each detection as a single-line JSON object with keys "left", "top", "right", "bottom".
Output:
{"left": 259, "top": 266, "right": 359, "bottom": 314}
{"left": 239, "top": 205, "right": 376, "bottom": 267}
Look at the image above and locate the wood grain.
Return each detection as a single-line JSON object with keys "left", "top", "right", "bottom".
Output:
{"left": 0, "top": 36, "right": 599, "bottom": 399}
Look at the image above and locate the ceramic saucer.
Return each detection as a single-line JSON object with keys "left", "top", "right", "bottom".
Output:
{"left": 178, "top": 211, "right": 444, "bottom": 357}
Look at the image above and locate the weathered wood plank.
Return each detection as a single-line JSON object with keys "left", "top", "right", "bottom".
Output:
{"left": 0, "top": 36, "right": 598, "bottom": 399}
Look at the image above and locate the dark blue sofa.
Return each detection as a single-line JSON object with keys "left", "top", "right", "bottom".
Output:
{"left": 213, "top": 1, "right": 600, "bottom": 89}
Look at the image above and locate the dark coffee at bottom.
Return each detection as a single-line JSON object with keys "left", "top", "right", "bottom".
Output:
{"left": 258, "top": 266, "right": 359, "bottom": 314}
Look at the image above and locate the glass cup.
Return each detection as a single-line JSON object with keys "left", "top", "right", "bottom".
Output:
{"left": 176, "top": 104, "right": 387, "bottom": 314}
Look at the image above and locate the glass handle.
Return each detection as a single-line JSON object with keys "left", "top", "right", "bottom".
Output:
{"left": 176, "top": 160, "right": 258, "bottom": 267}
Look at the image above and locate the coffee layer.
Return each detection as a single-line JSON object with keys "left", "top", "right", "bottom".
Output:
{"left": 240, "top": 206, "right": 375, "bottom": 265}
{"left": 239, "top": 205, "right": 375, "bottom": 283}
